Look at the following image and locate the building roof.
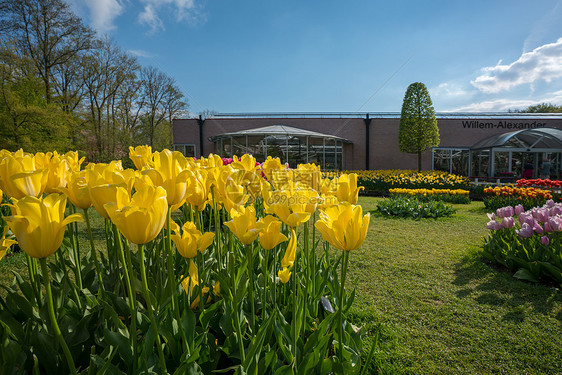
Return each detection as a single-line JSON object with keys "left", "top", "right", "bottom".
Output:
{"left": 470, "top": 127, "right": 562, "bottom": 150}
{"left": 192, "top": 112, "right": 562, "bottom": 120}
{"left": 208, "top": 124, "right": 351, "bottom": 142}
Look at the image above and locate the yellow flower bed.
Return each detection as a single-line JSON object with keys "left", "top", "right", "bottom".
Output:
{"left": 389, "top": 188, "right": 470, "bottom": 196}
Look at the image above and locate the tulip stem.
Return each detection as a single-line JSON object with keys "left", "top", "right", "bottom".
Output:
{"left": 39, "top": 258, "right": 77, "bottom": 375}
{"left": 246, "top": 244, "right": 256, "bottom": 334}
{"left": 84, "top": 209, "right": 105, "bottom": 296}
{"left": 165, "top": 207, "right": 189, "bottom": 354}
{"left": 138, "top": 243, "right": 167, "bottom": 373}
{"left": 337, "top": 251, "right": 350, "bottom": 366}
{"left": 26, "top": 255, "right": 41, "bottom": 308}
{"left": 229, "top": 234, "right": 246, "bottom": 364}
{"left": 112, "top": 225, "right": 137, "bottom": 372}
{"left": 69, "top": 204, "right": 83, "bottom": 290}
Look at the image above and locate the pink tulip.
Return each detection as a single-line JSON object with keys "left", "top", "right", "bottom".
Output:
{"left": 544, "top": 221, "right": 552, "bottom": 232}
{"left": 541, "top": 236, "right": 550, "bottom": 245}
{"left": 516, "top": 223, "right": 534, "bottom": 238}
{"left": 548, "top": 216, "right": 562, "bottom": 232}
{"left": 534, "top": 208, "right": 549, "bottom": 224}
{"left": 546, "top": 199, "right": 555, "bottom": 208}
{"left": 487, "top": 213, "right": 496, "bottom": 221}
{"left": 514, "top": 205, "right": 525, "bottom": 216}
{"left": 501, "top": 217, "right": 515, "bottom": 229}
{"left": 518, "top": 213, "right": 535, "bottom": 227}
{"left": 487, "top": 220, "right": 503, "bottom": 231}
{"left": 533, "top": 222, "right": 544, "bottom": 234}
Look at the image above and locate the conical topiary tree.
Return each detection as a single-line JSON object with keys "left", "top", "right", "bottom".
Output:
{"left": 398, "top": 82, "right": 440, "bottom": 171}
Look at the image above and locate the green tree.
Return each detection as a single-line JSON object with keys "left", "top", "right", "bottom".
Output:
{"left": 519, "top": 103, "right": 562, "bottom": 113}
{"left": 399, "top": 82, "right": 440, "bottom": 171}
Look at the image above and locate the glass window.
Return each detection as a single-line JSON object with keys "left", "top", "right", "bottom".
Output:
{"left": 174, "top": 144, "right": 196, "bottom": 157}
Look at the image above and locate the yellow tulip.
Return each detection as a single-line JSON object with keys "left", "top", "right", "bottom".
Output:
{"left": 4, "top": 194, "right": 83, "bottom": 258}
{"left": 269, "top": 189, "right": 318, "bottom": 227}
{"left": 0, "top": 152, "right": 48, "bottom": 199}
{"left": 315, "top": 202, "right": 370, "bottom": 251}
{"left": 231, "top": 154, "right": 258, "bottom": 172}
{"left": 171, "top": 220, "right": 214, "bottom": 258}
{"left": 222, "top": 175, "right": 249, "bottom": 213}
{"left": 185, "top": 169, "right": 211, "bottom": 211}
{"left": 142, "top": 149, "right": 190, "bottom": 212}
{"left": 224, "top": 205, "right": 262, "bottom": 245}
{"left": 104, "top": 185, "right": 168, "bottom": 245}
{"left": 59, "top": 171, "right": 92, "bottom": 209}
{"left": 89, "top": 184, "right": 129, "bottom": 219}
{"left": 280, "top": 228, "right": 297, "bottom": 268}
{"left": 278, "top": 267, "right": 291, "bottom": 284}
{"left": 196, "top": 153, "right": 223, "bottom": 168}
{"left": 258, "top": 215, "right": 288, "bottom": 250}
{"left": 181, "top": 260, "right": 210, "bottom": 309}
{"left": 335, "top": 173, "right": 364, "bottom": 204}
{"left": 0, "top": 228, "right": 17, "bottom": 261}
{"left": 129, "top": 145, "right": 154, "bottom": 170}
{"left": 261, "top": 156, "right": 285, "bottom": 181}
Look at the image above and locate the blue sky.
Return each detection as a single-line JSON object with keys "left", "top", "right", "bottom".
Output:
{"left": 69, "top": 0, "right": 562, "bottom": 115}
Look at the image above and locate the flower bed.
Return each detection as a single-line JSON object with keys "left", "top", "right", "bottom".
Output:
{"left": 0, "top": 149, "right": 375, "bottom": 374}
{"left": 376, "top": 196, "right": 456, "bottom": 219}
{"left": 389, "top": 188, "right": 471, "bottom": 204}
{"left": 483, "top": 201, "right": 562, "bottom": 284}
{"left": 326, "top": 170, "right": 471, "bottom": 194}
{"left": 483, "top": 185, "right": 554, "bottom": 210}
{"left": 516, "top": 178, "right": 562, "bottom": 189}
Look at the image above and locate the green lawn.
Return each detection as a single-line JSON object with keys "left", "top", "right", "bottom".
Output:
{"left": 1, "top": 198, "right": 561, "bottom": 374}
{"left": 350, "top": 197, "right": 562, "bottom": 374}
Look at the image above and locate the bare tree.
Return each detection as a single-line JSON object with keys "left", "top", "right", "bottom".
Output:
{"left": 82, "top": 38, "right": 138, "bottom": 160}
{"left": 0, "top": 0, "right": 94, "bottom": 103}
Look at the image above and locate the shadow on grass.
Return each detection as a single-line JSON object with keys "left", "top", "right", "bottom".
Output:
{"left": 452, "top": 254, "right": 562, "bottom": 322}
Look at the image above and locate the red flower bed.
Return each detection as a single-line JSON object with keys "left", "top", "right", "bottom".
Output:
{"left": 516, "top": 179, "right": 562, "bottom": 189}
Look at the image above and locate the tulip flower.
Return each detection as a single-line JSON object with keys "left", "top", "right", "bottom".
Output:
{"left": 171, "top": 220, "right": 215, "bottom": 258}
{"left": 269, "top": 189, "right": 318, "bottom": 227}
{"left": 0, "top": 152, "right": 48, "bottom": 199}
{"left": 181, "top": 260, "right": 210, "bottom": 309}
{"left": 501, "top": 217, "right": 515, "bottom": 229}
{"left": 258, "top": 215, "right": 288, "bottom": 250}
{"left": 541, "top": 236, "right": 550, "bottom": 246}
{"left": 278, "top": 267, "right": 291, "bottom": 284}
{"left": 142, "top": 149, "right": 190, "bottom": 211}
{"left": 261, "top": 156, "right": 285, "bottom": 181}
{"left": 59, "top": 171, "right": 92, "bottom": 209}
{"left": 548, "top": 216, "right": 562, "bottom": 232}
{"left": 516, "top": 223, "right": 534, "bottom": 238}
{"left": 514, "top": 204, "right": 525, "bottom": 216}
{"left": 129, "top": 145, "right": 154, "bottom": 170}
{"left": 185, "top": 169, "right": 212, "bottom": 211}
{"left": 0, "top": 228, "right": 17, "bottom": 261}
{"left": 4, "top": 194, "right": 83, "bottom": 258}
{"left": 280, "top": 228, "right": 297, "bottom": 268}
{"left": 225, "top": 205, "right": 262, "bottom": 245}
{"left": 315, "top": 202, "right": 370, "bottom": 251}
{"left": 486, "top": 220, "right": 503, "bottom": 231}
{"left": 104, "top": 185, "right": 168, "bottom": 245}
{"left": 336, "top": 173, "right": 364, "bottom": 205}
{"left": 89, "top": 184, "right": 129, "bottom": 220}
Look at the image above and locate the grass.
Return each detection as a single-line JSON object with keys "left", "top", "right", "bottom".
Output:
{"left": 350, "top": 197, "right": 562, "bottom": 374}
{"left": 1, "top": 198, "right": 561, "bottom": 374}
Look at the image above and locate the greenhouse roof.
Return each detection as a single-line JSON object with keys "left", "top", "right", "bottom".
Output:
{"left": 208, "top": 124, "right": 351, "bottom": 142}
{"left": 470, "top": 127, "right": 562, "bottom": 150}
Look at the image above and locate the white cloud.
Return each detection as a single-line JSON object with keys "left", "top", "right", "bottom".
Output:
{"left": 69, "top": 0, "right": 124, "bottom": 34}
{"left": 471, "top": 37, "right": 562, "bottom": 93}
{"left": 128, "top": 49, "right": 154, "bottom": 58}
{"left": 138, "top": 0, "right": 204, "bottom": 33}
{"left": 451, "top": 90, "right": 562, "bottom": 112}
{"left": 430, "top": 83, "right": 468, "bottom": 98}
